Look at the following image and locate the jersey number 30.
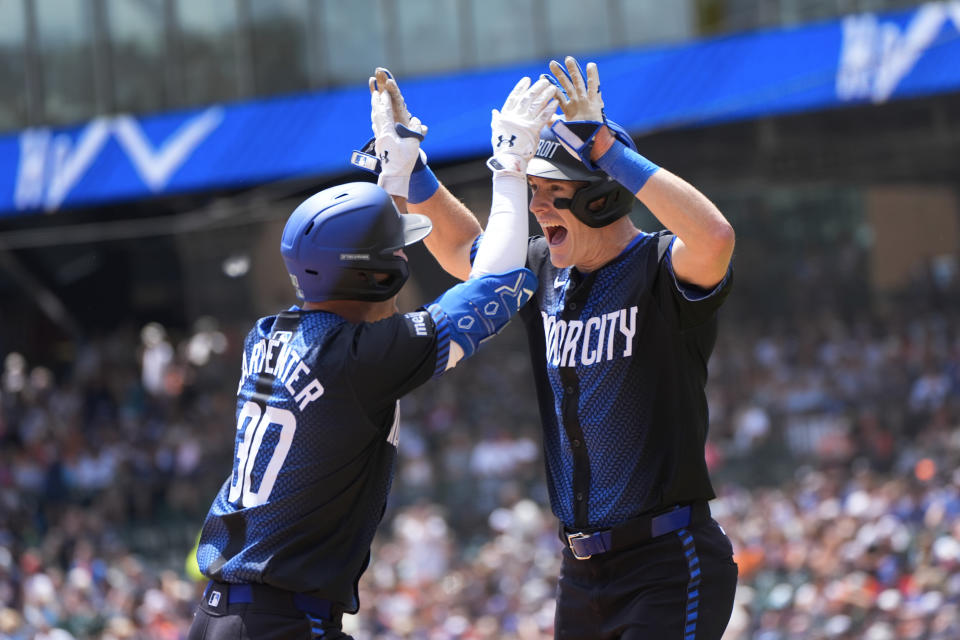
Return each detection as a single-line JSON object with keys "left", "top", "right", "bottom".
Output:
{"left": 228, "top": 401, "right": 297, "bottom": 507}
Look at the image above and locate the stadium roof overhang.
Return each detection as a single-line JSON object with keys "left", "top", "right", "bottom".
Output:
{"left": 0, "top": 2, "right": 958, "bottom": 218}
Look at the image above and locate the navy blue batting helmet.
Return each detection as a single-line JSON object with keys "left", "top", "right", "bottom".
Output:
{"left": 526, "top": 120, "right": 637, "bottom": 228}
{"left": 280, "top": 182, "right": 432, "bottom": 302}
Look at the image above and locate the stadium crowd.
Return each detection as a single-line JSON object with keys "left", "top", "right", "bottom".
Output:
{"left": 2, "top": 267, "right": 960, "bottom": 639}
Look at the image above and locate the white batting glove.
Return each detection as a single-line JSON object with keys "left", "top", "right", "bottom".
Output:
{"left": 370, "top": 73, "right": 426, "bottom": 198}
{"left": 548, "top": 56, "right": 605, "bottom": 122}
{"left": 487, "top": 76, "right": 559, "bottom": 175}
{"left": 370, "top": 68, "right": 429, "bottom": 137}
{"left": 547, "top": 56, "right": 621, "bottom": 171}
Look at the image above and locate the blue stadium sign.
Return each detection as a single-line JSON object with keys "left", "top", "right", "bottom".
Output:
{"left": 1, "top": 2, "right": 958, "bottom": 216}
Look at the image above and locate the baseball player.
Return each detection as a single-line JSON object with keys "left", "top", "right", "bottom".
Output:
{"left": 187, "top": 72, "right": 556, "bottom": 639}
{"left": 367, "top": 58, "right": 738, "bottom": 639}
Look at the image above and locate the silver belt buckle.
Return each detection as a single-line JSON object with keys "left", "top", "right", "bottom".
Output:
{"left": 566, "top": 532, "right": 594, "bottom": 560}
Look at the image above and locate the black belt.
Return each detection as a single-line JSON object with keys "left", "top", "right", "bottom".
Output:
{"left": 203, "top": 580, "right": 338, "bottom": 620}
{"left": 561, "top": 502, "right": 711, "bottom": 560}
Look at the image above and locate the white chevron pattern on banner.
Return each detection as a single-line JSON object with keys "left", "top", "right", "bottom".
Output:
{"left": 13, "top": 107, "right": 224, "bottom": 212}
{"left": 837, "top": 1, "right": 960, "bottom": 103}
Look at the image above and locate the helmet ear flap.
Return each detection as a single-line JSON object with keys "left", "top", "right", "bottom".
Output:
{"left": 563, "top": 179, "right": 634, "bottom": 228}
{"left": 368, "top": 259, "right": 408, "bottom": 301}
{"left": 319, "top": 258, "right": 409, "bottom": 303}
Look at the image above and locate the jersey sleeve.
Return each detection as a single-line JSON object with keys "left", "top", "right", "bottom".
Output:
{"left": 654, "top": 232, "right": 733, "bottom": 331}
{"left": 345, "top": 310, "right": 447, "bottom": 410}
{"left": 525, "top": 235, "right": 551, "bottom": 272}
{"left": 518, "top": 236, "right": 551, "bottom": 322}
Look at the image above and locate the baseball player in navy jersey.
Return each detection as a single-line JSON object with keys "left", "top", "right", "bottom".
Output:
{"left": 370, "top": 58, "right": 738, "bottom": 639}
{"left": 187, "top": 73, "right": 557, "bottom": 639}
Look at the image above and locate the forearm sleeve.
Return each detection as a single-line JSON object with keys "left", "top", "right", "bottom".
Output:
{"left": 469, "top": 173, "right": 529, "bottom": 278}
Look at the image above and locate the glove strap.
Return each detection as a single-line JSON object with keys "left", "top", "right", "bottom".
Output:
{"left": 550, "top": 120, "right": 606, "bottom": 171}
{"left": 395, "top": 122, "right": 424, "bottom": 141}
{"left": 351, "top": 137, "right": 429, "bottom": 175}
{"left": 350, "top": 149, "right": 380, "bottom": 173}
{"left": 350, "top": 137, "right": 382, "bottom": 174}
{"left": 486, "top": 154, "right": 526, "bottom": 177}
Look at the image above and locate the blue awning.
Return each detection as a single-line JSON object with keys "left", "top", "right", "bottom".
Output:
{"left": 2, "top": 2, "right": 958, "bottom": 216}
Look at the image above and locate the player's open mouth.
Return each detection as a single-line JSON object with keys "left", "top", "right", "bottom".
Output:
{"left": 543, "top": 224, "right": 567, "bottom": 246}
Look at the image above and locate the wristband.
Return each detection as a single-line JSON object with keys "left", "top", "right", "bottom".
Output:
{"left": 594, "top": 139, "right": 660, "bottom": 194}
{"left": 407, "top": 164, "right": 439, "bottom": 204}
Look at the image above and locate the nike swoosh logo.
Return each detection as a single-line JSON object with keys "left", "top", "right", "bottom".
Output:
{"left": 555, "top": 275, "right": 566, "bottom": 289}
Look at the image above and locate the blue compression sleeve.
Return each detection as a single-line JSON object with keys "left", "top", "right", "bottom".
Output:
{"left": 594, "top": 139, "right": 660, "bottom": 194}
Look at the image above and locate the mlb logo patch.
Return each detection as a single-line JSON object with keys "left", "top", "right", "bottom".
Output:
{"left": 208, "top": 590, "right": 221, "bottom": 606}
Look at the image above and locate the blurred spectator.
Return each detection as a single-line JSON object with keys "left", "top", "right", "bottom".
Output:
{"left": 138, "top": 323, "right": 172, "bottom": 398}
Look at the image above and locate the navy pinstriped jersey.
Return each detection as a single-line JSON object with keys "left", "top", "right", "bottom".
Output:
{"left": 196, "top": 306, "right": 448, "bottom": 612}
{"left": 518, "top": 232, "right": 732, "bottom": 530}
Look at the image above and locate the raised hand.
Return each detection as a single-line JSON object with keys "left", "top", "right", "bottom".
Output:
{"left": 548, "top": 56, "right": 604, "bottom": 123}
{"left": 371, "top": 67, "right": 429, "bottom": 137}
{"left": 369, "top": 69, "right": 427, "bottom": 198}
{"left": 488, "top": 76, "right": 559, "bottom": 175}
{"left": 548, "top": 56, "right": 621, "bottom": 170}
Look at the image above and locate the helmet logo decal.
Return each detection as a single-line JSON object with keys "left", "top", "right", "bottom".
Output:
{"left": 289, "top": 274, "right": 304, "bottom": 297}
{"left": 339, "top": 253, "right": 370, "bottom": 261}
{"left": 536, "top": 139, "right": 561, "bottom": 159}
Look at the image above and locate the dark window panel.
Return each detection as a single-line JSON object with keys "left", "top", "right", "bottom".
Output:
{"left": 105, "top": 0, "right": 168, "bottom": 114}
{"left": 320, "top": 0, "right": 387, "bottom": 85}
{"left": 619, "top": 0, "right": 694, "bottom": 47}
{"left": 174, "top": 0, "right": 241, "bottom": 106}
{"left": 394, "top": 0, "right": 462, "bottom": 75}
{"left": 544, "top": 0, "right": 612, "bottom": 57}
{"left": 0, "top": 0, "right": 29, "bottom": 131}
{"left": 248, "top": 0, "right": 310, "bottom": 96}
{"left": 470, "top": 0, "right": 537, "bottom": 67}
{"left": 34, "top": 0, "right": 97, "bottom": 125}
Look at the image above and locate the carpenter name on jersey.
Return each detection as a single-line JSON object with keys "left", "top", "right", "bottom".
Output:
{"left": 238, "top": 334, "right": 324, "bottom": 410}
{"left": 196, "top": 306, "right": 445, "bottom": 612}
{"left": 518, "top": 231, "right": 732, "bottom": 530}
